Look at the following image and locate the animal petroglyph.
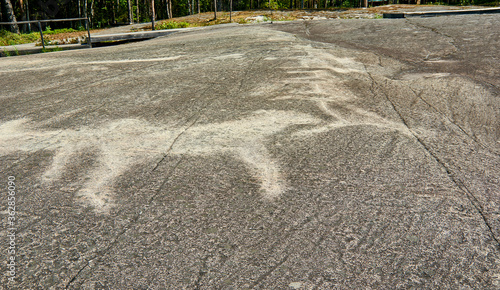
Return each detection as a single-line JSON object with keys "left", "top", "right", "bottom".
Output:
{"left": 0, "top": 110, "right": 319, "bottom": 212}
{"left": 0, "top": 45, "right": 411, "bottom": 213}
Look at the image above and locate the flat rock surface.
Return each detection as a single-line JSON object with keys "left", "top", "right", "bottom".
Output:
{"left": 0, "top": 14, "right": 499, "bottom": 289}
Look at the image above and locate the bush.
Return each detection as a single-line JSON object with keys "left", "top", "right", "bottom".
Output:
{"left": 155, "top": 21, "right": 190, "bottom": 30}
{"left": 41, "top": 46, "right": 63, "bottom": 53}
{"left": 43, "top": 27, "right": 79, "bottom": 35}
{"left": 0, "top": 30, "right": 40, "bottom": 46}
{"left": 262, "top": 0, "right": 280, "bottom": 9}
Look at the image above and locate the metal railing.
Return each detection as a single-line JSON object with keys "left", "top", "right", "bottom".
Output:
{"left": 0, "top": 18, "right": 92, "bottom": 49}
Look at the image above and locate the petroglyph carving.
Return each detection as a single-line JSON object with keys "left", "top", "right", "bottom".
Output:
{"left": 0, "top": 110, "right": 318, "bottom": 211}
{"left": 0, "top": 45, "right": 410, "bottom": 212}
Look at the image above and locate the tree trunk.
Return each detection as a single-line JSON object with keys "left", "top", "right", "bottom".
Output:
{"left": 197, "top": 0, "right": 200, "bottom": 14}
{"left": 1, "top": 0, "right": 20, "bottom": 34}
{"left": 128, "top": 0, "right": 133, "bottom": 24}
{"left": 168, "top": 0, "right": 172, "bottom": 18}
{"left": 136, "top": 0, "right": 139, "bottom": 22}
{"left": 165, "top": 0, "right": 170, "bottom": 19}
{"left": 151, "top": 0, "right": 155, "bottom": 29}
{"left": 111, "top": 0, "right": 115, "bottom": 24}
{"left": 213, "top": 0, "right": 216, "bottom": 19}
{"left": 91, "top": 0, "right": 95, "bottom": 26}
{"left": 18, "top": 0, "right": 25, "bottom": 31}
{"left": 25, "top": 0, "right": 31, "bottom": 32}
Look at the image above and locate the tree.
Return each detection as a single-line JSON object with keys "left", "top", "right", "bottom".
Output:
{"left": 166, "top": 0, "right": 172, "bottom": 19}
{"left": 1, "top": 0, "right": 20, "bottom": 33}
{"left": 137, "top": 0, "right": 140, "bottom": 22}
{"left": 213, "top": 0, "right": 216, "bottom": 19}
{"left": 128, "top": 0, "right": 133, "bottom": 24}
{"left": 151, "top": 0, "right": 155, "bottom": 27}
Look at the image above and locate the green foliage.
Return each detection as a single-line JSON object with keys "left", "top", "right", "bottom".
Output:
{"left": 0, "top": 27, "right": 87, "bottom": 47}
{"left": 262, "top": 0, "right": 281, "bottom": 9}
{"left": 41, "top": 46, "right": 63, "bottom": 53}
{"left": 2, "top": 48, "right": 11, "bottom": 57}
{"left": 340, "top": 0, "right": 358, "bottom": 8}
{"left": 155, "top": 21, "right": 191, "bottom": 30}
{"left": 0, "top": 46, "right": 20, "bottom": 57}
{"left": 0, "top": 30, "right": 40, "bottom": 46}
{"left": 43, "top": 28, "right": 80, "bottom": 35}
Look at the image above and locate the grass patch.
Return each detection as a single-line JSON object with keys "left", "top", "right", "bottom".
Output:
{"left": 41, "top": 46, "right": 63, "bottom": 53}
{"left": 0, "top": 30, "right": 40, "bottom": 46}
{"left": 1, "top": 46, "right": 20, "bottom": 57}
{"left": 0, "top": 26, "right": 88, "bottom": 46}
{"left": 237, "top": 18, "right": 250, "bottom": 24}
{"left": 43, "top": 26, "right": 85, "bottom": 35}
{"left": 155, "top": 21, "right": 191, "bottom": 30}
{"left": 1, "top": 48, "right": 11, "bottom": 57}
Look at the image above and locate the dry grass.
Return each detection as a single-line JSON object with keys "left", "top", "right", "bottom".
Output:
{"left": 43, "top": 29, "right": 105, "bottom": 44}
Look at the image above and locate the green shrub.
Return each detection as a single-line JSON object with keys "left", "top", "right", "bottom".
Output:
{"left": 0, "top": 30, "right": 40, "bottom": 46}
{"left": 262, "top": 0, "right": 280, "bottom": 9}
{"left": 41, "top": 46, "right": 63, "bottom": 53}
{"left": 2, "top": 48, "right": 11, "bottom": 57}
{"left": 155, "top": 21, "right": 190, "bottom": 30}
{"left": 43, "top": 28, "right": 79, "bottom": 35}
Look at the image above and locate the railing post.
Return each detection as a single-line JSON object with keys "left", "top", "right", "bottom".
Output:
{"left": 37, "top": 21, "right": 45, "bottom": 50}
{"left": 86, "top": 18, "right": 92, "bottom": 48}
